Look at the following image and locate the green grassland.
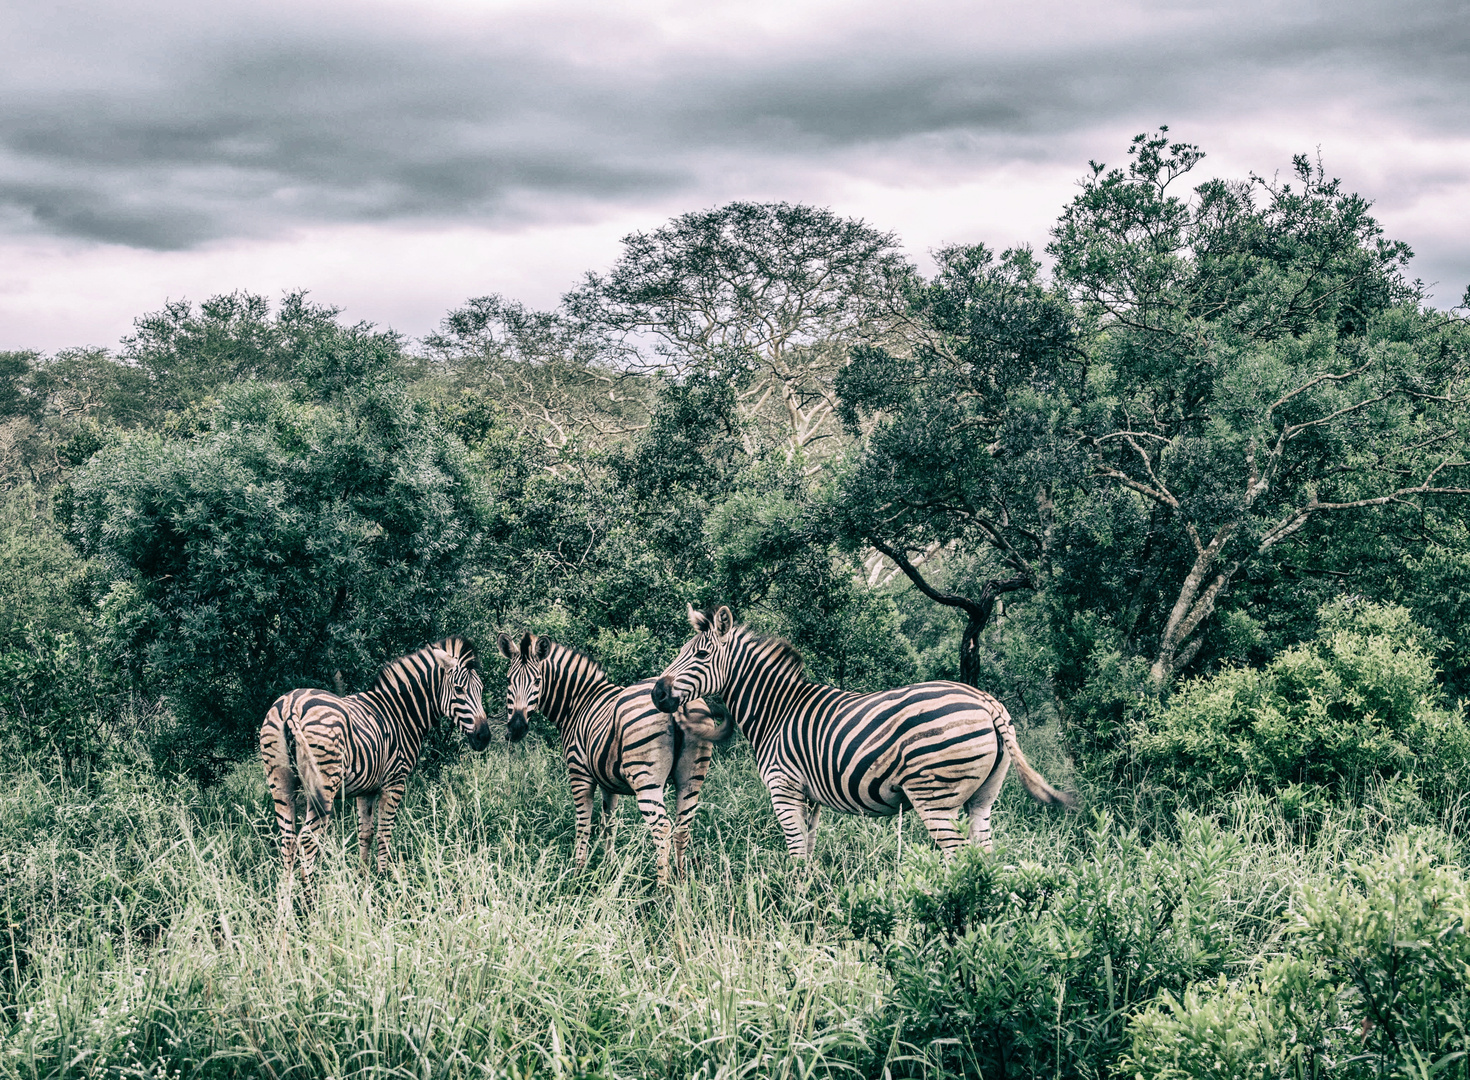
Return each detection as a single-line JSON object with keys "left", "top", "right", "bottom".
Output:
{"left": 6, "top": 723, "right": 1467, "bottom": 1080}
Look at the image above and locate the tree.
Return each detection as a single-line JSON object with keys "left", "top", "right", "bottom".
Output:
{"left": 566, "top": 202, "right": 914, "bottom": 454}
{"left": 68, "top": 376, "right": 487, "bottom": 779}
{"left": 120, "top": 290, "right": 407, "bottom": 417}
{"left": 421, "top": 294, "right": 652, "bottom": 454}
{"left": 1049, "top": 131, "right": 1470, "bottom": 687}
{"left": 835, "top": 244, "right": 1083, "bottom": 686}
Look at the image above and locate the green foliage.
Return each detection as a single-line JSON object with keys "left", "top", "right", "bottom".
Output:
{"left": 0, "top": 629, "right": 117, "bottom": 771}
{"left": 847, "top": 812, "right": 1247, "bottom": 1078}
{"left": 68, "top": 380, "right": 486, "bottom": 778}
{"left": 121, "top": 290, "right": 409, "bottom": 416}
{"left": 1134, "top": 599, "right": 1470, "bottom": 805}
{"left": 1047, "top": 129, "right": 1470, "bottom": 689}
{"left": 1126, "top": 835, "right": 1470, "bottom": 1080}
{"left": 0, "top": 486, "right": 90, "bottom": 650}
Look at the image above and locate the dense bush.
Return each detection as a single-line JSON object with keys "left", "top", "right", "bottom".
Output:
{"left": 1126, "top": 834, "right": 1470, "bottom": 1079}
{"left": 1133, "top": 599, "right": 1470, "bottom": 806}
{"left": 67, "top": 380, "right": 488, "bottom": 779}
{"left": 842, "top": 812, "right": 1252, "bottom": 1078}
{"left": 0, "top": 629, "right": 119, "bottom": 772}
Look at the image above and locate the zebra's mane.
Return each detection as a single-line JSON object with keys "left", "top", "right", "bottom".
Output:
{"left": 546, "top": 640, "right": 619, "bottom": 689}
{"left": 739, "top": 628, "right": 806, "bottom": 678}
{"left": 367, "top": 636, "right": 478, "bottom": 693}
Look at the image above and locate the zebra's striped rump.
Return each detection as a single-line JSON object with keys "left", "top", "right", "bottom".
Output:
{"left": 655, "top": 604, "right": 1073, "bottom": 860}
{"left": 498, "top": 631, "right": 719, "bottom": 884}
{"left": 259, "top": 636, "right": 489, "bottom": 910}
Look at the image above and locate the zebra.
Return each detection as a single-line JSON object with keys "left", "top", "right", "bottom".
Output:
{"left": 651, "top": 606, "right": 1073, "bottom": 860}
{"left": 498, "top": 632, "right": 724, "bottom": 885}
{"left": 260, "top": 637, "right": 490, "bottom": 906}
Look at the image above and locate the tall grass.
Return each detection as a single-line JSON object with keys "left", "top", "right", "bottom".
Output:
{"left": 2, "top": 727, "right": 1464, "bottom": 1079}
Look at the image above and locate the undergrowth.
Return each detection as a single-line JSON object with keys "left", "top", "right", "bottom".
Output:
{"left": 2, "top": 728, "right": 1467, "bottom": 1079}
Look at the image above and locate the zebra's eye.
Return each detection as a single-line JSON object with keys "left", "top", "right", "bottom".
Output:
{"left": 694, "top": 648, "right": 711, "bottom": 660}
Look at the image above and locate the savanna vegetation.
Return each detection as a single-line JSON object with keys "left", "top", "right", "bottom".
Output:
{"left": 3, "top": 131, "right": 1470, "bottom": 1078}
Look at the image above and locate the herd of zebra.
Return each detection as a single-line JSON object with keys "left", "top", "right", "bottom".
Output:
{"left": 260, "top": 604, "right": 1074, "bottom": 903}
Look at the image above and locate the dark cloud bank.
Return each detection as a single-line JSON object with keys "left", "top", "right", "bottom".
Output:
{"left": 2, "top": 0, "right": 1467, "bottom": 291}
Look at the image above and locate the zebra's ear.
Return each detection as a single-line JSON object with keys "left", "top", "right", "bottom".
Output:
{"left": 533, "top": 635, "right": 552, "bottom": 660}
{"left": 429, "top": 647, "right": 455, "bottom": 671}
{"left": 712, "top": 605, "right": 735, "bottom": 637}
{"left": 688, "top": 604, "right": 710, "bottom": 632}
{"left": 497, "top": 633, "right": 516, "bottom": 659}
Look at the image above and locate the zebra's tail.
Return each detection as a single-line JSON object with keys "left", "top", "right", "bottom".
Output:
{"left": 996, "top": 706, "right": 1076, "bottom": 809}
{"left": 289, "top": 717, "right": 330, "bottom": 818}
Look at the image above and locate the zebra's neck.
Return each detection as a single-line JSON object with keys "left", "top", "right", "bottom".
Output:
{"left": 360, "top": 659, "right": 444, "bottom": 740}
{"left": 721, "top": 629, "right": 820, "bottom": 749}
{"left": 539, "top": 644, "right": 621, "bottom": 730}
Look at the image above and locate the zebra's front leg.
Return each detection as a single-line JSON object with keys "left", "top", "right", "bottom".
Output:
{"left": 802, "top": 802, "right": 822, "bottom": 859}
{"left": 569, "top": 775, "right": 597, "bottom": 871}
{"left": 355, "top": 794, "right": 378, "bottom": 876}
{"left": 628, "top": 772, "right": 674, "bottom": 885}
{"left": 765, "top": 771, "right": 814, "bottom": 861}
{"left": 671, "top": 738, "right": 714, "bottom": 877}
{"left": 371, "top": 781, "right": 407, "bottom": 875}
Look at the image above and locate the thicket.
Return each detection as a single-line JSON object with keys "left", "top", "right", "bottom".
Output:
{"left": 2, "top": 132, "right": 1470, "bottom": 1078}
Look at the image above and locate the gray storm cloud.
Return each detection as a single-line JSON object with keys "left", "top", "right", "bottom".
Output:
{"left": 1, "top": 0, "right": 1467, "bottom": 251}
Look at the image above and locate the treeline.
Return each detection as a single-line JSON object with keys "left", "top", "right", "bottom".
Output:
{"left": 2, "top": 130, "right": 1468, "bottom": 788}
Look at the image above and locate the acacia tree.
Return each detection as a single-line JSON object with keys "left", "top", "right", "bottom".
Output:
{"left": 1050, "top": 131, "right": 1470, "bottom": 687}
{"left": 421, "top": 293, "right": 652, "bottom": 454}
{"left": 836, "top": 244, "right": 1083, "bottom": 686}
{"left": 566, "top": 201, "right": 913, "bottom": 455}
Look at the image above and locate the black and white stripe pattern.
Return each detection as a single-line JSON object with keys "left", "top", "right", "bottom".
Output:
{"left": 259, "top": 637, "right": 490, "bottom": 904}
{"left": 652, "top": 606, "right": 1072, "bottom": 860}
{"left": 499, "top": 632, "right": 721, "bottom": 884}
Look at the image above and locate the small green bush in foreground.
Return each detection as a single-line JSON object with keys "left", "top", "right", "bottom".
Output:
{"left": 1126, "top": 833, "right": 1470, "bottom": 1079}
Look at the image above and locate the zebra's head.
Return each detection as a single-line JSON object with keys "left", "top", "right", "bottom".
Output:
{"left": 429, "top": 640, "right": 490, "bottom": 752}
{"left": 498, "top": 631, "right": 551, "bottom": 742}
{"left": 432, "top": 639, "right": 492, "bottom": 752}
{"left": 652, "top": 604, "right": 736, "bottom": 713}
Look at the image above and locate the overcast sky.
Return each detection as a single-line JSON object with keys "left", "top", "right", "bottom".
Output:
{"left": 3, "top": 0, "right": 1467, "bottom": 352}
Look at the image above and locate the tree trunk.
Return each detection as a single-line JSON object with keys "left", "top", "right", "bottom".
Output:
{"left": 871, "top": 538, "right": 1029, "bottom": 689}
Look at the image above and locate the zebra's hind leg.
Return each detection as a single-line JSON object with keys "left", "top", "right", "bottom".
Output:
{"left": 356, "top": 795, "right": 378, "bottom": 876}
{"left": 294, "top": 794, "right": 332, "bottom": 908}
{"left": 600, "top": 788, "right": 620, "bottom": 861}
{"left": 630, "top": 782, "right": 674, "bottom": 886}
{"left": 264, "top": 762, "right": 298, "bottom": 921}
{"left": 966, "top": 753, "right": 1011, "bottom": 853}
{"left": 901, "top": 782, "right": 968, "bottom": 860}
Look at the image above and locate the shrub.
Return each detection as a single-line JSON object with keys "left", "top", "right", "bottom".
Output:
{"left": 1125, "top": 834, "right": 1470, "bottom": 1080}
{"left": 1133, "top": 599, "right": 1470, "bottom": 806}
{"left": 851, "top": 812, "right": 1247, "bottom": 1078}
{"left": 0, "top": 629, "right": 115, "bottom": 771}
{"left": 69, "top": 380, "right": 488, "bottom": 780}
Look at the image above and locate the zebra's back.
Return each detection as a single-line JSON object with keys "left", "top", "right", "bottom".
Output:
{"left": 765, "top": 680, "right": 1007, "bottom": 816}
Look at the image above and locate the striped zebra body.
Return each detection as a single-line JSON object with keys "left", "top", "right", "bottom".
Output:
{"left": 651, "top": 606, "right": 1072, "bottom": 860}
{"left": 259, "top": 637, "right": 489, "bottom": 906}
{"left": 499, "top": 633, "right": 721, "bottom": 884}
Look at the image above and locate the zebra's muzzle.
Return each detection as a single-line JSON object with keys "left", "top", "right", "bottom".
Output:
{"left": 651, "top": 678, "right": 680, "bottom": 713}
{"left": 508, "top": 711, "right": 530, "bottom": 742}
